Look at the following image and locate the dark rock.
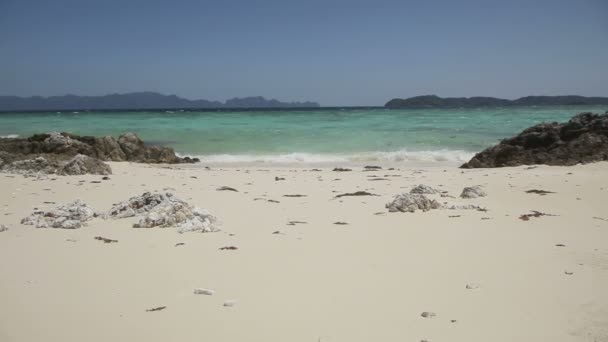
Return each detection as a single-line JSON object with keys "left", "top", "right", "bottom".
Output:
{"left": 0, "top": 132, "right": 198, "bottom": 170}
{"left": 462, "top": 112, "right": 608, "bottom": 168}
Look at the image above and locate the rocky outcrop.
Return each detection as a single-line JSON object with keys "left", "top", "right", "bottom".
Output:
{"left": 461, "top": 112, "right": 608, "bottom": 168}
{"left": 0, "top": 132, "right": 197, "bottom": 164}
{"left": 0, "top": 131, "right": 198, "bottom": 175}
{"left": 386, "top": 193, "right": 442, "bottom": 213}
{"left": 57, "top": 154, "right": 112, "bottom": 175}
{"left": 21, "top": 200, "right": 97, "bottom": 229}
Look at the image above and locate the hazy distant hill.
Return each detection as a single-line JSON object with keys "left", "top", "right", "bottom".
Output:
{"left": 0, "top": 92, "right": 320, "bottom": 111}
{"left": 385, "top": 95, "right": 608, "bottom": 109}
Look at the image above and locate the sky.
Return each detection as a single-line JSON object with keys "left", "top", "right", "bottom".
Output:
{"left": 1, "top": 0, "right": 607, "bottom": 106}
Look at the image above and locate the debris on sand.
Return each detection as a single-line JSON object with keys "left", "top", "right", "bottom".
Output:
{"left": 386, "top": 193, "right": 442, "bottom": 213}
{"left": 287, "top": 221, "right": 307, "bottom": 226}
{"left": 420, "top": 312, "right": 436, "bottom": 318}
{"left": 283, "top": 194, "right": 307, "bottom": 197}
{"left": 332, "top": 167, "right": 352, "bottom": 172}
{"left": 333, "top": 222, "right": 348, "bottom": 225}
{"left": 525, "top": 189, "right": 555, "bottom": 195}
{"left": 217, "top": 186, "right": 238, "bottom": 192}
{"left": 519, "top": 211, "right": 556, "bottom": 221}
{"left": 94, "top": 236, "right": 118, "bottom": 243}
{"left": 335, "top": 191, "right": 378, "bottom": 198}
{"left": 363, "top": 165, "right": 382, "bottom": 170}
{"left": 194, "top": 288, "right": 215, "bottom": 295}
{"left": 0, "top": 224, "right": 9, "bottom": 232}
{"left": 146, "top": 306, "right": 166, "bottom": 312}
{"left": 460, "top": 186, "right": 487, "bottom": 199}
{"left": 223, "top": 300, "right": 237, "bottom": 307}
{"left": 219, "top": 246, "right": 238, "bottom": 250}
{"left": 275, "top": 177, "right": 285, "bottom": 181}
{"left": 21, "top": 200, "right": 97, "bottom": 229}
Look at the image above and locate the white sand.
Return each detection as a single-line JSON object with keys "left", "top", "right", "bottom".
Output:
{"left": 1, "top": 162, "right": 607, "bottom": 342}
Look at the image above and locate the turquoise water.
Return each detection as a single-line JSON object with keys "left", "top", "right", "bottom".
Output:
{"left": 0, "top": 106, "right": 605, "bottom": 164}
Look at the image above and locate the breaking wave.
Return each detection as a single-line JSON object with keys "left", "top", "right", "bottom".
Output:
{"left": 0, "top": 134, "right": 19, "bottom": 138}
{"left": 183, "top": 149, "right": 474, "bottom": 165}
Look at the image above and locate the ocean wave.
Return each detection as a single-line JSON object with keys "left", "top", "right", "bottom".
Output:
{"left": 181, "top": 149, "right": 474, "bottom": 165}
{"left": 0, "top": 134, "right": 19, "bottom": 138}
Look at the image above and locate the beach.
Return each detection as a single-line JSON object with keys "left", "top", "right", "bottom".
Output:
{"left": 1, "top": 161, "right": 607, "bottom": 342}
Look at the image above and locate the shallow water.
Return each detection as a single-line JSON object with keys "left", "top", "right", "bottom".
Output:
{"left": 1, "top": 106, "right": 605, "bottom": 165}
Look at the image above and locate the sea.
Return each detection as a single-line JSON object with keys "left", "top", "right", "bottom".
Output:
{"left": 1, "top": 106, "right": 605, "bottom": 166}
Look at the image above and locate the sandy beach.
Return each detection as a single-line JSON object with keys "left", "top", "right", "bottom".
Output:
{"left": 0, "top": 161, "right": 607, "bottom": 342}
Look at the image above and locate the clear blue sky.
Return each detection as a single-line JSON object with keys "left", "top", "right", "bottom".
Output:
{"left": 1, "top": 0, "right": 607, "bottom": 106}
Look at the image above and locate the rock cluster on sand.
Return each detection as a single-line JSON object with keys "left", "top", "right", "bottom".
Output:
{"left": 133, "top": 197, "right": 219, "bottom": 234}
{"left": 20, "top": 191, "right": 219, "bottom": 232}
{"left": 387, "top": 185, "right": 487, "bottom": 213}
{"left": 460, "top": 186, "right": 487, "bottom": 199}
{"left": 461, "top": 112, "right": 608, "bottom": 168}
{"left": 410, "top": 184, "right": 440, "bottom": 194}
{"left": 106, "top": 192, "right": 170, "bottom": 219}
{"left": 21, "top": 200, "right": 97, "bottom": 229}
{"left": 107, "top": 192, "right": 219, "bottom": 233}
{"left": 0, "top": 132, "right": 199, "bottom": 176}
{"left": 386, "top": 193, "right": 442, "bottom": 213}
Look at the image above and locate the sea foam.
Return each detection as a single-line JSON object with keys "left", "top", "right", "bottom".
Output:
{"left": 0, "top": 134, "right": 19, "bottom": 138}
{"left": 183, "top": 149, "right": 474, "bottom": 165}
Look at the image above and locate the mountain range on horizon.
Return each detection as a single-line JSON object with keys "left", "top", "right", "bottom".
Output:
{"left": 0, "top": 92, "right": 320, "bottom": 111}
{"left": 385, "top": 95, "right": 608, "bottom": 109}
{"left": 1, "top": 92, "right": 608, "bottom": 111}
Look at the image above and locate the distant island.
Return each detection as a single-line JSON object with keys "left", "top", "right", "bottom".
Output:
{"left": 0, "top": 92, "right": 320, "bottom": 111}
{"left": 385, "top": 95, "right": 608, "bottom": 109}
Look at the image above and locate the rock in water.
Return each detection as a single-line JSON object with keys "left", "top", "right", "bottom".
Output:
{"left": 0, "top": 132, "right": 198, "bottom": 167}
{"left": 106, "top": 192, "right": 170, "bottom": 218}
{"left": 410, "top": 184, "right": 440, "bottom": 194}
{"left": 460, "top": 186, "right": 487, "bottom": 199}
{"left": 117, "top": 132, "right": 181, "bottom": 163}
{"left": 385, "top": 193, "right": 442, "bottom": 213}
{"left": 21, "top": 200, "right": 97, "bottom": 229}
{"left": 461, "top": 112, "right": 608, "bottom": 168}
{"left": 57, "top": 154, "right": 112, "bottom": 175}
